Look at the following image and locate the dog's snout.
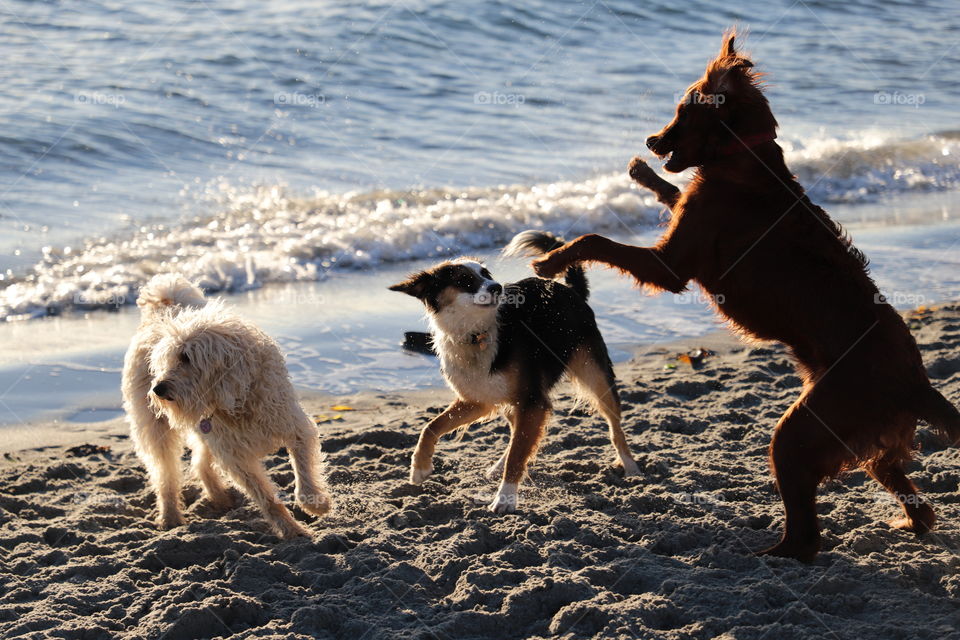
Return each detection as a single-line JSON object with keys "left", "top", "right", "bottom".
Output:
{"left": 487, "top": 283, "right": 503, "bottom": 297}
{"left": 645, "top": 135, "right": 660, "bottom": 151}
{"left": 152, "top": 381, "right": 173, "bottom": 400}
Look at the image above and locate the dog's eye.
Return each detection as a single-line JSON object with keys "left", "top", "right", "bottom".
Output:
{"left": 480, "top": 268, "right": 492, "bottom": 279}
{"left": 179, "top": 352, "right": 191, "bottom": 365}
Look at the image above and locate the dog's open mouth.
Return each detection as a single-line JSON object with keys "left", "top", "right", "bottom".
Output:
{"left": 662, "top": 151, "right": 684, "bottom": 173}
{"left": 649, "top": 143, "right": 681, "bottom": 172}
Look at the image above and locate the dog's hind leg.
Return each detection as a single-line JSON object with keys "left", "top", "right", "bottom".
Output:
{"left": 758, "top": 387, "right": 849, "bottom": 562}
{"left": 866, "top": 452, "right": 935, "bottom": 534}
{"left": 490, "top": 402, "right": 550, "bottom": 514}
{"left": 568, "top": 349, "right": 640, "bottom": 477}
{"left": 131, "top": 415, "right": 186, "bottom": 530}
{"left": 190, "top": 440, "right": 233, "bottom": 511}
{"left": 410, "top": 400, "right": 493, "bottom": 485}
{"left": 221, "top": 455, "right": 309, "bottom": 540}
{"left": 289, "top": 421, "right": 333, "bottom": 518}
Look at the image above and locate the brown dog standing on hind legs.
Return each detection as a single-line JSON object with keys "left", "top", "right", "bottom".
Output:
{"left": 532, "top": 30, "right": 960, "bottom": 561}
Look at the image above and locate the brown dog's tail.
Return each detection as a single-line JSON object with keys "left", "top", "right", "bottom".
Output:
{"left": 917, "top": 384, "right": 960, "bottom": 446}
{"left": 503, "top": 230, "right": 589, "bottom": 300}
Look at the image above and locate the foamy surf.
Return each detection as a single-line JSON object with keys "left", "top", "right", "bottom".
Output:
{"left": 1, "top": 132, "right": 958, "bottom": 321}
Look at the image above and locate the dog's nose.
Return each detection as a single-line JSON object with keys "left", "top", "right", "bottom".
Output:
{"left": 487, "top": 283, "right": 503, "bottom": 297}
{"left": 645, "top": 135, "right": 660, "bottom": 151}
{"left": 152, "top": 381, "right": 173, "bottom": 400}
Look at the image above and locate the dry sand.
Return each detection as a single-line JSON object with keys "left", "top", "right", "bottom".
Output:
{"left": 2, "top": 305, "right": 959, "bottom": 639}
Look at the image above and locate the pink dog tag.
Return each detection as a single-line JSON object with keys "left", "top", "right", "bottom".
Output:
{"left": 199, "top": 418, "right": 212, "bottom": 434}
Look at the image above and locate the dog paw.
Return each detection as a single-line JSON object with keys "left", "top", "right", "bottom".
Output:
{"left": 888, "top": 515, "right": 935, "bottom": 535}
{"left": 620, "top": 458, "right": 641, "bottom": 478}
{"left": 531, "top": 254, "right": 565, "bottom": 279}
{"left": 488, "top": 484, "right": 519, "bottom": 514}
{"left": 297, "top": 491, "right": 333, "bottom": 517}
{"left": 204, "top": 492, "right": 237, "bottom": 512}
{"left": 755, "top": 539, "right": 819, "bottom": 563}
{"left": 628, "top": 156, "right": 657, "bottom": 184}
{"left": 275, "top": 519, "right": 312, "bottom": 541}
{"left": 156, "top": 512, "right": 186, "bottom": 530}
{"left": 409, "top": 464, "right": 433, "bottom": 485}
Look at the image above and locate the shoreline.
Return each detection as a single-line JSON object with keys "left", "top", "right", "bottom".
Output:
{"left": 1, "top": 212, "right": 959, "bottom": 433}
{"left": 0, "top": 328, "right": 737, "bottom": 456}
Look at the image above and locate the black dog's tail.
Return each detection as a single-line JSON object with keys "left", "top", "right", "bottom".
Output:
{"left": 503, "top": 230, "right": 589, "bottom": 300}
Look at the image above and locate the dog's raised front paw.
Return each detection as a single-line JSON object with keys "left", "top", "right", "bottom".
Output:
{"left": 409, "top": 463, "right": 433, "bottom": 485}
{"left": 531, "top": 253, "right": 566, "bottom": 279}
{"left": 628, "top": 156, "right": 658, "bottom": 184}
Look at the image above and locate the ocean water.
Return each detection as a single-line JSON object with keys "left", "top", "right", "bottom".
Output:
{"left": 0, "top": 0, "right": 958, "bottom": 427}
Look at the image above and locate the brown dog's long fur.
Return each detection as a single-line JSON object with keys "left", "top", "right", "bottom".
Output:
{"left": 533, "top": 31, "right": 960, "bottom": 561}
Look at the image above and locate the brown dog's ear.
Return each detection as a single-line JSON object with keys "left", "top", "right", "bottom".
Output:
{"left": 719, "top": 30, "right": 754, "bottom": 69}
{"left": 707, "top": 30, "right": 757, "bottom": 95}
{"left": 389, "top": 272, "right": 432, "bottom": 299}
{"left": 722, "top": 32, "right": 738, "bottom": 58}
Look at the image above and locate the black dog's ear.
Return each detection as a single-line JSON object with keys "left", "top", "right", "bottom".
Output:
{"left": 389, "top": 272, "right": 432, "bottom": 298}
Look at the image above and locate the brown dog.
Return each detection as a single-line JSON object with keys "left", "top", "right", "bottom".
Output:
{"left": 532, "top": 31, "right": 960, "bottom": 561}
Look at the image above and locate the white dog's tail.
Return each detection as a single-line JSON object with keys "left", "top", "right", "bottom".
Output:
{"left": 136, "top": 274, "right": 207, "bottom": 316}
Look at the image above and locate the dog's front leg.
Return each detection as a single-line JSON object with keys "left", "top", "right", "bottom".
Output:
{"left": 628, "top": 156, "right": 681, "bottom": 209}
{"left": 190, "top": 441, "right": 234, "bottom": 511}
{"left": 532, "top": 234, "right": 687, "bottom": 293}
{"left": 410, "top": 400, "right": 492, "bottom": 484}
{"left": 490, "top": 403, "right": 550, "bottom": 514}
{"left": 131, "top": 419, "right": 187, "bottom": 530}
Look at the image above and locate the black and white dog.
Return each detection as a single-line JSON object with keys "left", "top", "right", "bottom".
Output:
{"left": 390, "top": 230, "right": 640, "bottom": 513}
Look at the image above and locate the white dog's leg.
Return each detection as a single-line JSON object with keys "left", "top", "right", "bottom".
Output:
{"left": 221, "top": 454, "right": 310, "bottom": 540}
{"left": 131, "top": 416, "right": 186, "bottom": 530}
{"left": 288, "top": 425, "right": 333, "bottom": 517}
{"left": 190, "top": 442, "right": 233, "bottom": 510}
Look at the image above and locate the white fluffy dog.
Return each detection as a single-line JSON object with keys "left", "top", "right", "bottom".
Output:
{"left": 122, "top": 274, "right": 332, "bottom": 540}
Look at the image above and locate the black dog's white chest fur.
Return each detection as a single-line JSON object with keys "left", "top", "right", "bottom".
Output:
{"left": 432, "top": 322, "right": 508, "bottom": 405}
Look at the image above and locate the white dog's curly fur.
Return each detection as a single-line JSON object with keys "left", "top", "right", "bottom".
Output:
{"left": 122, "top": 274, "right": 332, "bottom": 540}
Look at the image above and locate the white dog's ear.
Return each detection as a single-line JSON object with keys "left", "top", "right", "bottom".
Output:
{"left": 193, "top": 328, "right": 254, "bottom": 416}
{"left": 215, "top": 345, "right": 254, "bottom": 415}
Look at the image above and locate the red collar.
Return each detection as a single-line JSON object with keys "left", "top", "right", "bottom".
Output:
{"left": 717, "top": 130, "right": 777, "bottom": 156}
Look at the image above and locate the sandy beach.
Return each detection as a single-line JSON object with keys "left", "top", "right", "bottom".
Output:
{"left": 1, "top": 303, "right": 958, "bottom": 639}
